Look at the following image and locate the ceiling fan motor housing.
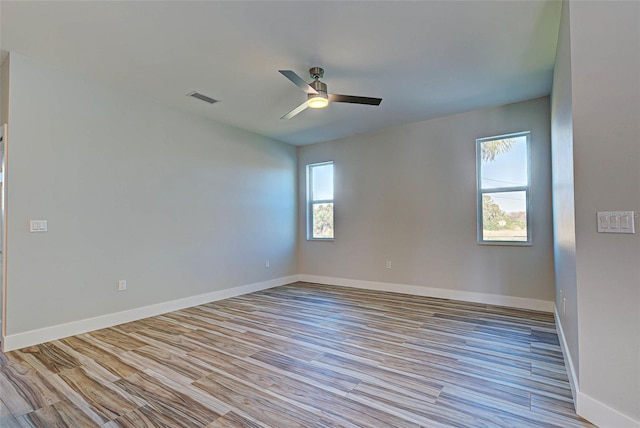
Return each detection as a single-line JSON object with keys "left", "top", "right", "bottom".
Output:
{"left": 308, "top": 79, "right": 328, "bottom": 101}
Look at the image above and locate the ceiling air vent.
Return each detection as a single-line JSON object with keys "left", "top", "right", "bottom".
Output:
{"left": 187, "top": 91, "right": 219, "bottom": 105}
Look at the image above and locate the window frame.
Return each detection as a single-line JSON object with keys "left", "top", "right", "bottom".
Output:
{"left": 476, "top": 131, "right": 532, "bottom": 246}
{"left": 306, "top": 161, "right": 334, "bottom": 241}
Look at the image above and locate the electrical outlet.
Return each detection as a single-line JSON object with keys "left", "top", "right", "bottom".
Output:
{"left": 562, "top": 297, "right": 566, "bottom": 316}
{"left": 265, "top": 260, "right": 270, "bottom": 268}
{"left": 386, "top": 261, "right": 392, "bottom": 269}
{"left": 118, "top": 280, "right": 127, "bottom": 291}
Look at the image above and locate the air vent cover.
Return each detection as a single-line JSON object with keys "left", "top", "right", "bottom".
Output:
{"left": 187, "top": 91, "right": 218, "bottom": 105}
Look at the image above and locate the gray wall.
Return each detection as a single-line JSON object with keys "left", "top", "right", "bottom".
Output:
{"left": 552, "top": 1, "right": 640, "bottom": 424}
{"left": 0, "top": 56, "right": 7, "bottom": 126}
{"left": 571, "top": 1, "right": 640, "bottom": 422}
{"left": 4, "top": 53, "right": 298, "bottom": 335}
{"left": 298, "top": 97, "right": 555, "bottom": 302}
{"left": 550, "top": 0, "right": 579, "bottom": 377}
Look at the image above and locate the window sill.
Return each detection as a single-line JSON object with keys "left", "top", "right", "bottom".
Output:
{"left": 477, "top": 241, "right": 532, "bottom": 247}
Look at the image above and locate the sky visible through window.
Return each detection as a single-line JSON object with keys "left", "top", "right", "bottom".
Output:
{"left": 481, "top": 136, "right": 527, "bottom": 213}
{"left": 312, "top": 163, "right": 333, "bottom": 200}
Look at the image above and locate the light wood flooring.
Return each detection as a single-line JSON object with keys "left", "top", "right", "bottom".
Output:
{"left": 1, "top": 282, "right": 594, "bottom": 427}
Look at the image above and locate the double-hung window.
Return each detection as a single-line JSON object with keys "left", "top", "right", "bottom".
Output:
{"left": 307, "top": 161, "right": 334, "bottom": 240}
{"left": 476, "top": 132, "right": 531, "bottom": 245}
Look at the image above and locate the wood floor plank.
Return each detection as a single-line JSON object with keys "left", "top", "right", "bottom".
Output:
{"left": 345, "top": 384, "right": 475, "bottom": 428}
{"left": 177, "top": 306, "right": 237, "bottom": 324}
{"left": 59, "top": 336, "right": 139, "bottom": 379}
{"left": 0, "top": 362, "right": 65, "bottom": 413}
{"left": 194, "top": 374, "right": 325, "bottom": 428}
{"left": 0, "top": 351, "right": 13, "bottom": 369}
{"left": 190, "top": 336, "right": 421, "bottom": 428}
{"left": 139, "top": 368, "right": 231, "bottom": 416}
{"left": 114, "top": 316, "right": 195, "bottom": 336}
{"left": 263, "top": 372, "right": 420, "bottom": 428}
{"left": 114, "top": 371, "right": 222, "bottom": 427}
{"left": 235, "top": 330, "right": 323, "bottom": 362}
{"left": 0, "top": 282, "right": 593, "bottom": 427}
{"left": 87, "top": 328, "right": 148, "bottom": 353}
{"left": 126, "top": 345, "right": 212, "bottom": 382}
{"left": 311, "top": 352, "right": 442, "bottom": 400}
{"left": 16, "top": 343, "right": 80, "bottom": 375}
{"left": 56, "top": 367, "right": 138, "bottom": 422}
{"left": 249, "top": 349, "right": 361, "bottom": 393}
{"left": 161, "top": 312, "right": 246, "bottom": 339}
{"left": 288, "top": 331, "right": 388, "bottom": 365}
{"left": 43, "top": 373, "right": 109, "bottom": 425}
{"left": 380, "top": 354, "right": 533, "bottom": 408}
{"left": 183, "top": 329, "right": 261, "bottom": 359}
{"left": 0, "top": 397, "right": 23, "bottom": 428}
{"left": 436, "top": 388, "right": 590, "bottom": 428}
{"left": 19, "top": 398, "right": 101, "bottom": 428}
{"left": 188, "top": 347, "right": 283, "bottom": 390}
{"left": 127, "top": 329, "right": 200, "bottom": 356}
{"left": 205, "top": 411, "right": 265, "bottom": 428}
{"left": 108, "top": 404, "right": 187, "bottom": 428}
{"left": 1, "top": 370, "right": 53, "bottom": 418}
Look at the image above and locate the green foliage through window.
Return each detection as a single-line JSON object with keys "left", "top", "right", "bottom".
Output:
{"left": 312, "top": 203, "right": 334, "bottom": 239}
{"left": 480, "top": 138, "right": 516, "bottom": 162}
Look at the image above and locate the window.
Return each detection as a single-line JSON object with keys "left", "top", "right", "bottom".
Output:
{"left": 307, "top": 161, "right": 334, "bottom": 240}
{"left": 476, "top": 132, "right": 531, "bottom": 245}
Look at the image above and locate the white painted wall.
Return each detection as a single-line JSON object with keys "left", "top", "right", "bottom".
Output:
{"left": 570, "top": 1, "right": 640, "bottom": 425}
{"left": 552, "top": 1, "right": 640, "bottom": 426}
{"left": 3, "top": 53, "right": 297, "bottom": 336}
{"left": 298, "top": 97, "right": 554, "bottom": 304}
{"left": 550, "top": 0, "right": 579, "bottom": 379}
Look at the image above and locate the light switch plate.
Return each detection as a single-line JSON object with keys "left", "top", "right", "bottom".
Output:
{"left": 29, "top": 220, "right": 48, "bottom": 232}
{"left": 597, "top": 211, "right": 635, "bottom": 234}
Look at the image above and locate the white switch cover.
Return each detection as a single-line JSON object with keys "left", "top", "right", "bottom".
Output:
{"left": 597, "top": 211, "right": 635, "bottom": 234}
{"left": 29, "top": 220, "right": 48, "bottom": 232}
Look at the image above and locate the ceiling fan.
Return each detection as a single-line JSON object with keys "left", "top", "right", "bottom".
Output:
{"left": 279, "top": 67, "right": 382, "bottom": 119}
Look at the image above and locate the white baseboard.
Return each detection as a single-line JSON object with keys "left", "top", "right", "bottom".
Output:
{"left": 555, "top": 306, "right": 579, "bottom": 403}
{"left": 578, "top": 391, "right": 640, "bottom": 428}
{"left": 555, "top": 305, "right": 639, "bottom": 428}
{"left": 1, "top": 275, "right": 298, "bottom": 352}
{"left": 298, "top": 274, "right": 554, "bottom": 312}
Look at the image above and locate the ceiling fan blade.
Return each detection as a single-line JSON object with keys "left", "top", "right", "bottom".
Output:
{"left": 329, "top": 94, "right": 382, "bottom": 106}
{"left": 279, "top": 70, "right": 318, "bottom": 95}
{"left": 281, "top": 100, "right": 310, "bottom": 120}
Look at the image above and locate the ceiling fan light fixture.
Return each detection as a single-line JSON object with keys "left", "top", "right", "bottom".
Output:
{"left": 279, "top": 67, "right": 382, "bottom": 119}
{"left": 308, "top": 95, "right": 329, "bottom": 109}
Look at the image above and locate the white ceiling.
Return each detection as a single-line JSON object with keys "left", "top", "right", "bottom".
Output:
{"left": 0, "top": 1, "right": 561, "bottom": 146}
